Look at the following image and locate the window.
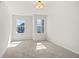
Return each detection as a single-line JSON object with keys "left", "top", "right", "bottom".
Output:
{"left": 16, "top": 19, "right": 25, "bottom": 33}
{"left": 36, "top": 19, "right": 44, "bottom": 33}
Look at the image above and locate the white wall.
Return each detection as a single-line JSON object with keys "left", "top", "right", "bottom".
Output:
{"left": 47, "top": 1, "right": 79, "bottom": 54}
{"left": 0, "top": 2, "right": 10, "bottom": 57}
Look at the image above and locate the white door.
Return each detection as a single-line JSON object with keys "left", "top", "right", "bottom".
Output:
{"left": 33, "top": 15, "right": 47, "bottom": 41}
{"left": 12, "top": 15, "right": 33, "bottom": 41}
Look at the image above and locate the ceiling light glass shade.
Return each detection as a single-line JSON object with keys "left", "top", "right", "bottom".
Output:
{"left": 35, "top": 1, "right": 45, "bottom": 9}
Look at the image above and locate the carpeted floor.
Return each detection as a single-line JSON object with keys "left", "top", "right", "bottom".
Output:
{"left": 2, "top": 40, "right": 79, "bottom": 58}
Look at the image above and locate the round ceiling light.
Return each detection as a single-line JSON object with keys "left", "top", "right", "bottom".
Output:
{"left": 35, "top": 0, "right": 45, "bottom": 9}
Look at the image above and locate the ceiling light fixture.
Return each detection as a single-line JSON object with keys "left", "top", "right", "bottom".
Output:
{"left": 35, "top": 0, "right": 45, "bottom": 9}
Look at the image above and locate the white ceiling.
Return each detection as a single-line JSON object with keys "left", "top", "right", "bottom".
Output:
{"left": 4, "top": 1, "right": 52, "bottom": 15}
{"left": 4, "top": 1, "right": 79, "bottom": 15}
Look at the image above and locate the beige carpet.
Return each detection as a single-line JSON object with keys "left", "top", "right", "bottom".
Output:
{"left": 2, "top": 40, "right": 79, "bottom": 58}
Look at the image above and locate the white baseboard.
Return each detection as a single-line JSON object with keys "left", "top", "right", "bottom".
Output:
{"left": 48, "top": 39, "right": 79, "bottom": 55}
{"left": 0, "top": 47, "right": 7, "bottom": 58}
{"left": 11, "top": 39, "right": 32, "bottom": 42}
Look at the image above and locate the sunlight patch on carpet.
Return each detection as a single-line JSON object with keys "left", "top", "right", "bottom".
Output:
{"left": 36, "top": 42, "right": 47, "bottom": 50}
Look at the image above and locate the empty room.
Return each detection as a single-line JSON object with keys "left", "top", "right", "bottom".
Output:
{"left": 0, "top": 0, "right": 79, "bottom": 58}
